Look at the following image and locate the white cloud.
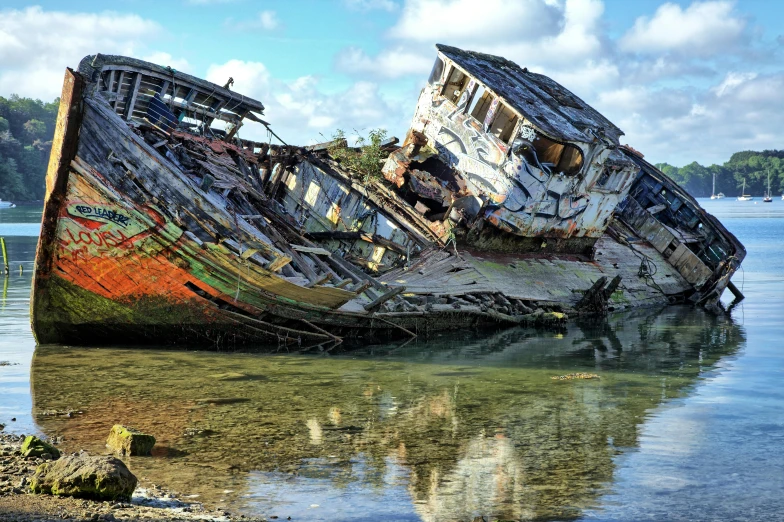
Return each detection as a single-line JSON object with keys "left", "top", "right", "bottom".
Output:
{"left": 335, "top": 46, "right": 434, "bottom": 78}
{"left": 620, "top": 1, "right": 746, "bottom": 56}
{"left": 329, "top": 0, "right": 784, "bottom": 165}
{"left": 0, "top": 6, "right": 172, "bottom": 100}
{"left": 713, "top": 71, "right": 758, "bottom": 97}
{"left": 388, "top": 0, "right": 563, "bottom": 44}
{"left": 141, "top": 52, "right": 192, "bottom": 74}
{"left": 255, "top": 11, "right": 280, "bottom": 30}
{"left": 595, "top": 72, "right": 784, "bottom": 165}
{"left": 205, "top": 60, "right": 407, "bottom": 145}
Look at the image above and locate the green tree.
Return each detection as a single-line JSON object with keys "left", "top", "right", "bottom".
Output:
{"left": 22, "top": 119, "right": 47, "bottom": 144}
{"left": 0, "top": 95, "right": 58, "bottom": 201}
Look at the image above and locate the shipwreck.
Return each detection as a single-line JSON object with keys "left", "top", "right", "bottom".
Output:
{"left": 31, "top": 45, "right": 745, "bottom": 347}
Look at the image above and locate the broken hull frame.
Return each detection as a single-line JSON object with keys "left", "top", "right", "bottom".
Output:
{"left": 31, "top": 68, "right": 526, "bottom": 347}
{"left": 30, "top": 55, "right": 744, "bottom": 348}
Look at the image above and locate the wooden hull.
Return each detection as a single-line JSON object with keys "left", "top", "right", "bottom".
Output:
{"left": 30, "top": 72, "right": 513, "bottom": 345}
{"left": 31, "top": 60, "right": 745, "bottom": 348}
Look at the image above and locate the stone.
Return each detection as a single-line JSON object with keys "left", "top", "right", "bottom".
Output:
{"left": 106, "top": 425, "right": 155, "bottom": 456}
{"left": 29, "top": 453, "right": 137, "bottom": 501}
{"left": 21, "top": 435, "right": 61, "bottom": 459}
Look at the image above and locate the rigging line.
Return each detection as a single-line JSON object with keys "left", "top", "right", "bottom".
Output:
{"left": 627, "top": 241, "right": 667, "bottom": 296}
{"left": 226, "top": 94, "right": 245, "bottom": 113}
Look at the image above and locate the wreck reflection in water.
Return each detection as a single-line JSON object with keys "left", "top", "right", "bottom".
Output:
{"left": 31, "top": 307, "right": 743, "bottom": 520}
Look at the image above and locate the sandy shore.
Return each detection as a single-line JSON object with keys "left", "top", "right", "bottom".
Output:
{"left": 0, "top": 433, "right": 266, "bottom": 522}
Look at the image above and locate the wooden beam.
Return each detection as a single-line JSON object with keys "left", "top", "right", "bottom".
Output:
{"left": 265, "top": 255, "right": 292, "bottom": 273}
{"left": 292, "top": 244, "right": 332, "bottom": 256}
{"left": 306, "top": 273, "right": 333, "bottom": 288}
{"left": 167, "top": 98, "right": 240, "bottom": 125}
{"left": 306, "top": 230, "right": 408, "bottom": 256}
{"left": 335, "top": 279, "right": 353, "bottom": 289}
{"left": 124, "top": 72, "right": 142, "bottom": 120}
{"left": 364, "top": 286, "right": 406, "bottom": 312}
{"left": 112, "top": 71, "right": 125, "bottom": 111}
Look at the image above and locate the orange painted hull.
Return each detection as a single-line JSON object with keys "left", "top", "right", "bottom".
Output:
{"left": 30, "top": 70, "right": 367, "bottom": 346}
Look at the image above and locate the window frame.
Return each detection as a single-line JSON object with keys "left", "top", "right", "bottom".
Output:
{"left": 514, "top": 130, "right": 586, "bottom": 177}
{"left": 440, "top": 65, "right": 472, "bottom": 106}
{"left": 436, "top": 61, "right": 526, "bottom": 146}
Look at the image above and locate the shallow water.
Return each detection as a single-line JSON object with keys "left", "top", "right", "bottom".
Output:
{"left": 0, "top": 200, "right": 782, "bottom": 521}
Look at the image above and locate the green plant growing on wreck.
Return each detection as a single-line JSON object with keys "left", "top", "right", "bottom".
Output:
{"left": 328, "top": 128, "right": 388, "bottom": 184}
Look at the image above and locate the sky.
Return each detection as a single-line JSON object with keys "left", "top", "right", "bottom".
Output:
{"left": 1, "top": 0, "right": 783, "bottom": 166}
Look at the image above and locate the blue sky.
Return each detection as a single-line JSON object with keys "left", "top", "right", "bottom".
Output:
{"left": 1, "top": 0, "right": 783, "bottom": 166}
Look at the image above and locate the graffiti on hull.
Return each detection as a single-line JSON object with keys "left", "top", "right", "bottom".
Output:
{"left": 422, "top": 95, "right": 590, "bottom": 232}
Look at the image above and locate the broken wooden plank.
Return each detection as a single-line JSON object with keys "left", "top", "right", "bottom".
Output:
{"left": 334, "top": 279, "right": 353, "bottom": 289}
{"left": 576, "top": 276, "right": 608, "bottom": 310}
{"left": 112, "top": 71, "right": 125, "bottom": 111}
{"left": 305, "top": 138, "right": 346, "bottom": 152}
{"left": 292, "top": 244, "right": 332, "bottom": 256}
{"left": 306, "top": 273, "right": 333, "bottom": 288}
{"left": 306, "top": 231, "right": 408, "bottom": 256}
{"left": 364, "top": 285, "right": 406, "bottom": 312}
{"left": 124, "top": 72, "right": 142, "bottom": 120}
{"left": 265, "top": 255, "right": 293, "bottom": 273}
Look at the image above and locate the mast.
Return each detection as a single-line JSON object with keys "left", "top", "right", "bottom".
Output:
{"left": 767, "top": 170, "right": 771, "bottom": 197}
{"left": 712, "top": 171, "right": 716, "bottom": 197}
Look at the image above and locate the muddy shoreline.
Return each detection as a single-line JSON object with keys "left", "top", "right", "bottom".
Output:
{"left": 0, "top": 433, "right": 266, "bottom": 522}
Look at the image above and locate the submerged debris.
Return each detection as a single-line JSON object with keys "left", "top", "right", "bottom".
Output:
{"left": 550, "top": 373, "right": 601, "bottom": 381}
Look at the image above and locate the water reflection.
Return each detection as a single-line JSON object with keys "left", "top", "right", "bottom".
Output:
{"left": 30, "top": 306, "right": 743, "bottom": 520}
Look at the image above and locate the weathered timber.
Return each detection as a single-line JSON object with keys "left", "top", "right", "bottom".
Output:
{"left": 364, "top": 286, "right": 406, "bottom": 312}
{"left": 29, "top": 51, "right": 744, "bottom": 348}
{"left": 306, "top": 231, "right": 409, "bottom": 256}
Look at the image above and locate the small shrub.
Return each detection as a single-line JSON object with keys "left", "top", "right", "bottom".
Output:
{"left": 328, "top": 128, "right": 388, "bottom": 184}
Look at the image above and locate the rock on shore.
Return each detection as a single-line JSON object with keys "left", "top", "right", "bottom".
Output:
{"left": 20, "top": 436, "right": 60, "bottom": 460}
{"left": 106, "top": 426, "right": 155, "bottom": 457}
{"left": 0, "top": 433, "right": 267, "bottom": 521}
{"left": 30, "top": 454, "right": 137, "bottom": 501}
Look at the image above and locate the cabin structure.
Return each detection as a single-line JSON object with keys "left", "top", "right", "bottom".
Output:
{"left": 381, "top": 44, "right": 640, "bottom": 255}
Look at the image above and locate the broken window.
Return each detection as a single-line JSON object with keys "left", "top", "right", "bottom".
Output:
{"left": 468, "top": 85, "right": 495, "bottom": 123}
{"left": 442, "top": 66, "right": 471, "bottom": 104}
{"left": 515, "top": 133, "right": 584, "bottom": 176}
{"left": 488, "top": 102, "right": 519, "bottom": 143}
{"left": 596, "top": 166, "right": 630, "bottom": 192}
{"left": 428, "top": 57, "right": 444, "bottom": 85}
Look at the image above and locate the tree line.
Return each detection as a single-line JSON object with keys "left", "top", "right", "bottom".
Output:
{"left": 656, "top": 150, "right": 784, "bottom": 198}
{"left": 0, "top": 95, "right": 59, "bottom": 202}
{"left": 0, "top": 94, "right": 781, "bottom": 202}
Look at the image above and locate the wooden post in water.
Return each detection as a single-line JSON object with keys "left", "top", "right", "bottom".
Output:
{"left": 0, "top": 237, "right": 8, "bottom": 275}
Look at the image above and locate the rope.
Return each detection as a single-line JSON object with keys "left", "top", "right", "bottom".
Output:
{"left": 628, "top": 241, "right": 667, "bottom": 296}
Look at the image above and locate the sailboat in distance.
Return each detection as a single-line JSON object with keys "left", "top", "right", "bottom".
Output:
{"left": 764, "top": 171, "right": 773, "bottom": 203}
{"left": 738, "top": 179, "right": 753, "bottom": 201}
{"left": 710, "top": 171, "right": 725, "bottom": 199}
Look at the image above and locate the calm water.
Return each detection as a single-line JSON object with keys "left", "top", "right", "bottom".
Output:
{"left": 0, "top": 200, "right": 782, "bottom": 521}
